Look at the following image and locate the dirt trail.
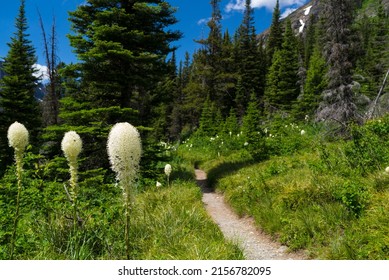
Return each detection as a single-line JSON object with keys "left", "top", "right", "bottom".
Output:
{"left": 195, "top": 169, "right": 306, "bottom": 260}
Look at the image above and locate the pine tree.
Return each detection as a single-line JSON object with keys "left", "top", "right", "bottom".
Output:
{"left": 356, "top": 0, "right": 389, "bottom": 99}
{"left": 235, "top": 0, "right": 265, "bottom": 112}
{"left": 316, "top": 0, "right": 358, "bottom": 126}
{"left": 265, "top": 19, "right": 300, "bottom": 113}
{"left": 222, "top": 108, "right": 239, "bottom": 136}
{"left": 294, "top": 45, "right": 327, "bottom": 120}
{"left": 266, "top": 0, "right": 283, "bottom": 65}
{"left": 0, "top": 0, "right": 40, "bottom": 169}
{"left": 44, "top": 0, "right": 181, "bottom": 171}
{"left": 242, "top": 94, "right": 267, "bottom": 161}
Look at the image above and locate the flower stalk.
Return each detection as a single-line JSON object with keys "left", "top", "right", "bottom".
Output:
{"left": 61, "top": 131, "right": 82, "bottom": 228}
{"left": 7, "top": 122, "right": 29, "bottom": 259}
{"left": 107, "top": 122, "right": 142, "bottom": 259}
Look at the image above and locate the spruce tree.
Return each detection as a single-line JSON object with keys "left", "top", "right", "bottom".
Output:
{"left": 44, "top": 0, "right": 181, "bottom": 171}
{"left": 235, "top": 0, "right": 265, "bottom": 113}
{"left": 242, "top": 94, "right": 267, "bottom": 161}
{"left": 265, "top": 19, "right": 299, "bottom": 113}
{"left": 294, "top": 45, "right": 327, "bottom": 120}
{"left": 0, "top": 0, "right": 40, "bottom": 169}
{"left": 316, "top": 0, "right": 358, "bottom": 126}
{"left": 266, "top": 0, "right": 283, "bottom": 65}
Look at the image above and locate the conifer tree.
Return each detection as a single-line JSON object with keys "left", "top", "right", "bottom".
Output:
{"left": 356, "top": 0, "right": 389, "bottom": 98}
{"left": 265, "top": 19, "right": 299, "bottom": 113}
{"left": 242, "top": 94, "right": 267, "bottom": 161}
{"left": 223, "top": 108, "right": 239, "bottom": 136}
{"left": 0, "top": 0, "right": 40, "bottom": 169}
{"left": 294, "top": 45, "right": 327, "bottom": 120}
{"left": 266, "top": 0, "right": 283, "bottom": 65}
{"left": 44, "top": 0, "right": 181, "bottom": 170}
{"left": 235, "top": 0, "right": 265, "bottom": 112}
{"left": 316, "top": 0, "right": 358, "bottom": 126}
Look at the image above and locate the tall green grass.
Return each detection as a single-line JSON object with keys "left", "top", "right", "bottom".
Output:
{"left": 0, "top": 155, "right": 243, "bottom": 259}
{"left": 178, "top": 118, "right": 389, "bottom": 259}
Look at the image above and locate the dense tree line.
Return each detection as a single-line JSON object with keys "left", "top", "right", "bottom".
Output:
{"left": 161, "top": 0, "right": 389, "bottom": 140}
{"left": 0, "top": 0, "right": 388, "bottom": 176}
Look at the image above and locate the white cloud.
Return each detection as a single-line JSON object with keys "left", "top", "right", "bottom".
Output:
{"left": 280, "top": 7, "right": 297, "bottom": 19}
{"left": 33, "top": 64, "right": 49, "bottom": 82}
{"left": 197, "top": 17, "right": 211, "bottom": 25}
{"left": 225, "top": 0, "right": 307, "bottom": 12}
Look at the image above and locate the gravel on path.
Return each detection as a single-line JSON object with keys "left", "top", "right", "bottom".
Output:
{"left": 195, "top": 169, "right": 306, "bottom": 260}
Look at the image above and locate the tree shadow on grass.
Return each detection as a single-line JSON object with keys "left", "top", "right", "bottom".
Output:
{"left": 204, "top": 159, "right": 256, "bottom": 190}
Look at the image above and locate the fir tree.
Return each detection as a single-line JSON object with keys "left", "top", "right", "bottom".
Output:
{"left": 235, "top": 0, "right": 265, "bottom": 112}
{"left": 316, "top": 0, "right": 358, "bottom": 126}
{"left": 242, "top": 94, "right": 267, "bottom": 161}
{"left": 265, "top": 19, "right": 300, "bottom": 113}
{"left": 0, "top": 0, "right": 40, "bottom": 169}
{"left": 44, "top": 0, "right": 181, "bottom": 171}
{"left": 266, "top": 0, "right": 283, "bottom": 65}
{"left": 294, "top": 45, "right": 327, "bottom": 120}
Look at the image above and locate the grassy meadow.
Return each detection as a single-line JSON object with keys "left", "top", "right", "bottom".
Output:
{"left": 178, "top": 116, "right": 389, "bottom": 259}
{"left": 0, "top": 144, "right": 243, "bottom": 260}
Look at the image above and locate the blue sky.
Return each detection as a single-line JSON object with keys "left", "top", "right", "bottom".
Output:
{"left": 0, "top": 0, "right": 308, "bottom": 77}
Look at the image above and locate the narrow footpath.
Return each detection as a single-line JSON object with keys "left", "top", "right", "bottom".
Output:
{"left": 195, "top": 169, "right": 306, "bottom": 260}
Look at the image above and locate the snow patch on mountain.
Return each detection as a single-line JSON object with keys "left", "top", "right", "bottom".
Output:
{"left": 304, "top": 5, "right": 312, "bottom": 15}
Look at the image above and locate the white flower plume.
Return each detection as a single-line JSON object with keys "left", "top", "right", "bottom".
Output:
{"left": 61, "top": 131, "right": 82, "bottom": 162}
{"left": 107, "top": 122, "right": 142, "bottom": 183}
{"left": 164, "top": 164, "right": 172, "bottom": 177}
{"left": 7, "top": 122, "right": 29, "bottom": 152}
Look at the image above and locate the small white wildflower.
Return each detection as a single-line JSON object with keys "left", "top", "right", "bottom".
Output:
{"left": 190, "top": 144, "right": 193, "bottom": 148}
{"left": 244, "top": 142, "right": 249, "bottom": 146}
{"left": 300, "top": 130, "right": 306, "bottom": 136}
{"left": 269, "top": 134, "right": 272, "bottom": 137}
{"left": 164, "top": 164, "right": 172, "bottom": 177}
{"left": 385, "top": 166, "right": 389, "bottom": 173}
{"left": 229, "top": 131, "right": 232, "bottom": 137}
{"left": 156, "top": 181, "right": 162, "bottom": 187}
{"left": 305, "top": 115, "right": 309, "bottom": 121}
{"left": 7, "top": 122, "right": 29, "bottom": 152}
{"left": 285, "top": 125, "right": 288, "bottom": 128}
{"left": 264, "top": 128, "right": 268, "bottom": 134}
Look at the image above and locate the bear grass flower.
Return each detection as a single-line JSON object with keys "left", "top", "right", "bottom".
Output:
{"left": 8, "top": 121, "right": 29, "bottom": 153}
{"left": 107, "top": 122, "right": 142, "bottom": 259}
{"left": 164, "top": 164, "right": 172, "bottom": 186}
{"left": 61, "top": 131, "right": 82, "bottom": 163}
{"left": 164, "top": 164, "right": 172, "bottom": 177}
{"left": 7, "top": 121, "right": 29, "bottom": 259}
{"left": 107, "top": 122, "right": 142, "bottom": 187}
{"left": 61, "top": 131, "right": 83, "bottom": 229}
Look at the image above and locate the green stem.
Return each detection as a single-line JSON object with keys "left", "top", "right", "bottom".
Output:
{"left": 69, "top": 159, "right": 80, "bottom": 259}
{"left": 125, "top": 186, "right": 131, "bottom": 260}
{"left": 10, "top": 152, "right": 23, "bottom": 259}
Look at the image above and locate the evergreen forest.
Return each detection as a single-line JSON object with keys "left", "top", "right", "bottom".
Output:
{"left": 0, "top": 0, "right": 388, "bottom": 260}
